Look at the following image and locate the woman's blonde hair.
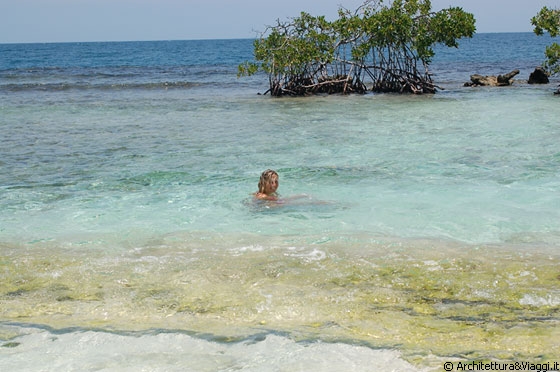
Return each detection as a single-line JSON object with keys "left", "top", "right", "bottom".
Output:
{"left": 258, "top": 169, "right": 278, "bottom": 193}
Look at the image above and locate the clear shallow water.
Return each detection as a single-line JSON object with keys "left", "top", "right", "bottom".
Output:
{"left": 2, "top": 90, "right": 559, "bottom": 245}
{"left": 1, "top": 34, "right": 560, "bottom": 370}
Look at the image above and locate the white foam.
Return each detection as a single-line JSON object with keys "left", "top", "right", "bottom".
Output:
{"left": 285, "top": 248, "right": 327, "bottom": 262}
{"left": 519, "top": 293, "right": 560, "bottom": 307}
{"left": 0, "top": 326, "right": 424, "bottom": 372}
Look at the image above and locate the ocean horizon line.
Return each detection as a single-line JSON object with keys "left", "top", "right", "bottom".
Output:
{"left": 0, "top": 31, "right": 541, "bottom": 46}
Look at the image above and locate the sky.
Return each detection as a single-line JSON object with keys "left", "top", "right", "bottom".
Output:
{"left": 0, "top": 0, "right": 559, "bottom": 43}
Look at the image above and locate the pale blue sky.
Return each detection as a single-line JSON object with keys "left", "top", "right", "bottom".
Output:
{"left": 1, "top": 0, "right": 559, "bottom": 43}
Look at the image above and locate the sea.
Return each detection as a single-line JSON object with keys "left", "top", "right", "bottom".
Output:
{"left": 1, "top": 33, "right": 559, "bottom": 371}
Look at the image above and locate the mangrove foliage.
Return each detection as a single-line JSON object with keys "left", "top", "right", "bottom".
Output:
{"left": 532, "top": 6, "right": 560, "bottom": 77}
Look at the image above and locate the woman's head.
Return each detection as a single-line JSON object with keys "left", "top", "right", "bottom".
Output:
{"left": 258, "top": 169, "right": 279, "bottom": 195}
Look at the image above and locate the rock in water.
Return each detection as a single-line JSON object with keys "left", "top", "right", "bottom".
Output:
{"left": 528, "top": 67, "right": 549, "bottom": 84}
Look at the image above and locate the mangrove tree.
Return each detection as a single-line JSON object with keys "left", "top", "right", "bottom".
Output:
{"left": 238, "top": 0, "right": 476, "bottom": 96}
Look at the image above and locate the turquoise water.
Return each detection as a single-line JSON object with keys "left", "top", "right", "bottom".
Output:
{"left": 1, "top": 34, "right": 560, "bottom": 370}
{"left": 2, "top": 89, "right": 559, "bottom": 245}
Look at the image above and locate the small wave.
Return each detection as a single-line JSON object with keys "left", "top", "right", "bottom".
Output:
{"left": 1, "top": 81, "right": 200, "bottom": 92}
{"left": 118, "top": 171, "right": 208, "bottom": 188}
{"left": 0, "top": 326, "right": 421, "bottom": 372}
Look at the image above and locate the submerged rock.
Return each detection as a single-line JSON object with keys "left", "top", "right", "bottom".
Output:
{"left": 528, "top": 67, "right": 549, "bottom": 84}
{"left": 465, "top": 69, "right": 520, "bottom": 87}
